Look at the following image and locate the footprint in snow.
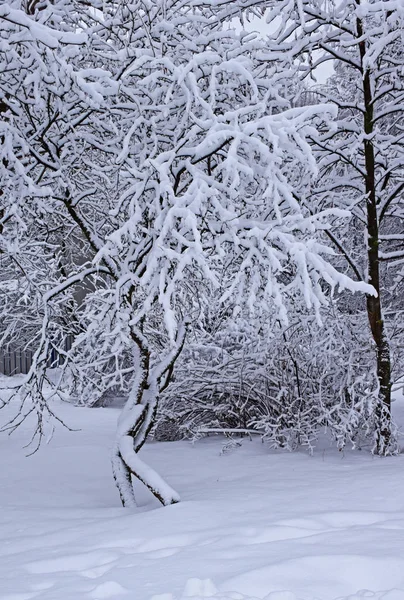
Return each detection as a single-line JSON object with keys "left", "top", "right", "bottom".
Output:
{"left": 82, "top": 564, "right": 115, "bottom": 579}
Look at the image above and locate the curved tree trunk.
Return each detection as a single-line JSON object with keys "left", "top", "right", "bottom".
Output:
{"left": 112, "top": 323, "right": 187, "bottom": 506}
{"left": 112, "top": 386, "right": 180, "bottom": 507}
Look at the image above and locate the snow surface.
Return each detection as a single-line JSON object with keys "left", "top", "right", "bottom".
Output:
{"left": 1, "top": 381, "right": 404, "bottom": 600}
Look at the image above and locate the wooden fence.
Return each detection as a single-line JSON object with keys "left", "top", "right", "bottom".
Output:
{"left": 0, "top": 350, "right": 34, "bottom": 376}
{"left": 0, "top": 337, "right": 73, "bottom": 376}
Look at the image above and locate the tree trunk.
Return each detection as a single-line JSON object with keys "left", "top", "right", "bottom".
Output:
{"left": 112, "top": 379, "right": 180, "bottom": 507}
{"left": 366, "top": 203, "right": 392, "bottom": 453}
{"left": 358, "top": 15, "right": 393, "bottom": 453}
{"left": 112, "top": 326, "right": 186, "bottom": 506}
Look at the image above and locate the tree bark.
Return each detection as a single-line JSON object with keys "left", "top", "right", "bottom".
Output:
{"left": 112, "top": 324, "right": 186, "bottom": 506}
{"left": 357, "top": 13, "right": 393, "bottom": 453}
{"left": 112, "top": 380, "right": 181, "bottom": 507}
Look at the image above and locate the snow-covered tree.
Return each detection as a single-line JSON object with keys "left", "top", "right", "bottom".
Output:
{"left": 0, "top": 0, "right": 117, "bottom": 434}
{"left": 156, "top": 288, "right": 383, "bottom": 455}
{"left": 235, "top": 0, "right": 404, "bottom": 454}
{"left": 1, "top": 1, "right": 374, "bottom": 506}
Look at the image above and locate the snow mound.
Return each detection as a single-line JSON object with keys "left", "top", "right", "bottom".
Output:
{"left": 152, "top": 580, "right": 404, "bottom": 600}
{"left": 150, "top": 578, "right": 260, "bottom": 599}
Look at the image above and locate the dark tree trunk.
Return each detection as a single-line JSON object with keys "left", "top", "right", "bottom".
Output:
{"left": 358, "top": 16, "right": 392, "bottom": 452}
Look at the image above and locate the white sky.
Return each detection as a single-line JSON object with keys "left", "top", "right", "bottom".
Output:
{"left": 243, "top": 13, "right": 335, "bottom": 84}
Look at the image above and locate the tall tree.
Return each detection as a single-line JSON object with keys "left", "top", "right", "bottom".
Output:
{"left": 246, "top": 0, "right": 404, "bottom": 453}
{"left": 1, "top": 0, "right": 374, "bottom": 506}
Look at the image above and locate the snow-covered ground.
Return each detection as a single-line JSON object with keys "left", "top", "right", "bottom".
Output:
{"left": 1, "top": 384, "right": 404, "bottom": 600}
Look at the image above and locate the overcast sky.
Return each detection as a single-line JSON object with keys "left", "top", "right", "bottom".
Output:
{"left": 243, "top": 13, "right": 334, "bottom": 85}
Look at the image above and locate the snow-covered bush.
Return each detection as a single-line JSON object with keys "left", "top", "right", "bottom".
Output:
{"left": 157, "top": 298, "right": 394, "bottom": 454}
